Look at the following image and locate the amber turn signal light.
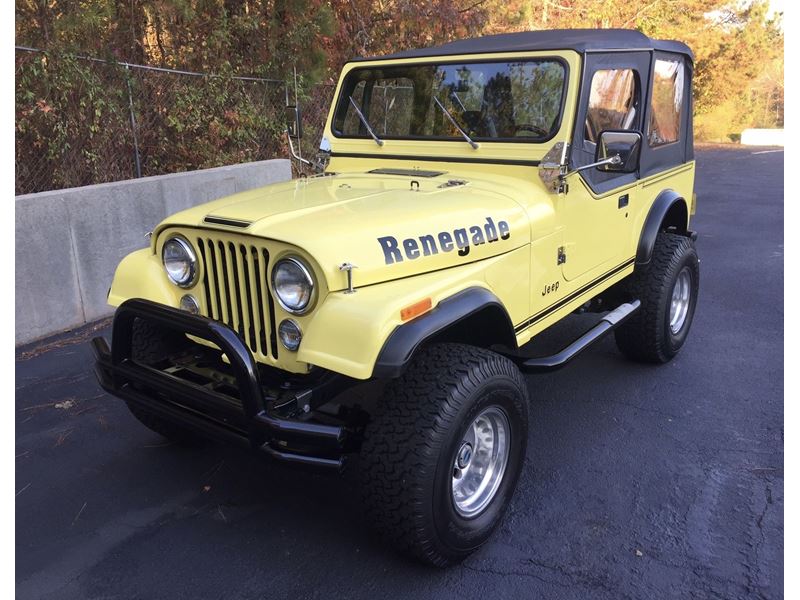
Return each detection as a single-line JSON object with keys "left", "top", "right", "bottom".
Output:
{"left": 400, "top": 298, "right": 433, "bottom": 322}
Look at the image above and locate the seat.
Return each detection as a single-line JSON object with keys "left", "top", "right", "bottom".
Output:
{"left": 480, "top": 74, "right": 515, "bottom": 138}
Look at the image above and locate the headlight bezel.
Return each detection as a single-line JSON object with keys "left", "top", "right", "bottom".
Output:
{"left": 162, "top": 235, "right": 198, "bottom": 288}
{"left": 271, "top": 256, "right": 316, "bottom": 315}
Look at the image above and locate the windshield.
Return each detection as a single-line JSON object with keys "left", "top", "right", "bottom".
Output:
{"left": 332, "top": 59, "right": 566, "bottom": 143}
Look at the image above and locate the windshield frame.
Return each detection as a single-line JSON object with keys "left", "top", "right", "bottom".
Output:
{"left": 330, "top": 56, "right": 570, "bottom": 145}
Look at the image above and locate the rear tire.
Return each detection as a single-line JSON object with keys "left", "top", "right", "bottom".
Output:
{"left": 360, "top": 343, "right": 529, "bottom": 566}
{"left": 615, "top": 232, "right": 699, "bottom": 363}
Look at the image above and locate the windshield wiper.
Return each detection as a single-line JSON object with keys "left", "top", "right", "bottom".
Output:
{"left": 348, "top": 96, "right": 384, "bottom": 147}
{"left": 433, "top": 96, "right": 479, "bottom": 150}
{"left": 449, "top": 89, "right": 468, "bottom": 114}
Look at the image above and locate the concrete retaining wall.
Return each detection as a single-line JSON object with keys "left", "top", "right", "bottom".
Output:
{"left": 15, "top": 159, "right": 292, "bottom": 345}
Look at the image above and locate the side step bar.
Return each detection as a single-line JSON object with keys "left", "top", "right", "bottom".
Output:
{"left": 513, "top": 300, "right": 641, "bottom": 374}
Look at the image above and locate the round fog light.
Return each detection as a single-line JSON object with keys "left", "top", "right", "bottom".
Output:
{"left": 180, "top": 294, "right": 200, "bottom": 314}
{"left": 278, "top": 319, "right": 302, "bottom": 351}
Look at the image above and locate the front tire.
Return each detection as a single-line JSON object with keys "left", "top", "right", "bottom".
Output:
{"left": 360, "top": 343, "right": 529, "bottom": 566}
{"left": 615, "top": 232, "right": 700, "bottom": 362}
{"left": 126, "top": 318, "right": 200, "bottom": 444}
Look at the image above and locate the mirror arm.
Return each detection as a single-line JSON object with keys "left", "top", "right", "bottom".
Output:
{"left": 287, "top": 130, "right": 323, "bottom": 172}
{"left": 560, "top": 154, "right": 622, "bottom": 180}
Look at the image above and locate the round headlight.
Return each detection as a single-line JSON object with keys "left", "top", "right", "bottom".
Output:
{"left": 162, "top": 236, "right": 197, "bottom": 288}
{"left": 272, "top": 257, "right": 315, "bottom": 314}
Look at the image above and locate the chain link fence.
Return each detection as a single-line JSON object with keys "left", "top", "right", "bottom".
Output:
{"left": 15, "top": 47, "right": 336, "bottom": 195}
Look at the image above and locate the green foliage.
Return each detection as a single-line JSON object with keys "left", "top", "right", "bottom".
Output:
{"left": 16, "top": 0, "right": 334, "bottom": 80}
{"left": 490, "top": 0, "right": 783, "bottom": 139}
{"left": 15, "top": 48, "right": 288, "bottom": 193}
{"left": 14, "top": 0, "right": 785, "bottom": 194}
{"left": 132, "top": 70, "right": 286, "bottom": 173}
{"left": 15, "top": 50, "right": 133, "bottom": 192}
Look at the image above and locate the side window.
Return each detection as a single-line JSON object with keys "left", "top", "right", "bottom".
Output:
{"left": 584, "top": 69, "right": 638, "bottom": 144}
{"left": 648, "top": 58, "right": 685, "bottom": 147}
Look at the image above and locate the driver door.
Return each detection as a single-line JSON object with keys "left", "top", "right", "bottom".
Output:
{"left": 560, "top": 52, "right": 650, "bottom": 282}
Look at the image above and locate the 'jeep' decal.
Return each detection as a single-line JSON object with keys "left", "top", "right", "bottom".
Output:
{"left": 377, "top": 217, "right": 510, "bottom": 265}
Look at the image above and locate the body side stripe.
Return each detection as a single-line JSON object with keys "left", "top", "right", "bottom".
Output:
{"left": 514, "top": 257, "right": 635, "bottom": 333}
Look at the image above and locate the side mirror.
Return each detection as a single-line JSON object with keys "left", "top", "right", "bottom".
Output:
{"left": 595, "top": 130, "right": 642, "bottom": 173}
{"left": 286, "top": 105, "right": 324, "bottom": 172}
{"left": 286, "top": 106, "right": 303, "bottom": 139}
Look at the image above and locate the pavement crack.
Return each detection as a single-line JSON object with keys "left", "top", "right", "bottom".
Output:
{"left": 463, "top": 557, "right": 634, "bottom": 599}
{"left": 589, "top": 397, "right": 679, "bottom": 419}
{"left": 756, "top": 482, "right": 773, "bottom": 531}
{"left": 745, "top": 477, "right": 775, "bottom": 598}
{"left": 525, "top": 558, "right": 563, "bottom": 572}
{"left": 462, "top": 563, "right": 571, "bottom": 589}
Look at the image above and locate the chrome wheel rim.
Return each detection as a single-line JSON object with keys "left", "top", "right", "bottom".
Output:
{"left": 669, "top": 267, "right": 692, "bottom": 334}
{"left": 451, "top": 406, "right": 510, "bottom": 518}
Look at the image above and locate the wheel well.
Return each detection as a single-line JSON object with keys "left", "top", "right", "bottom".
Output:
{"left": 424, "top": 305, "right": 517, "bottom": 351}
{"left": 661, "top": 199, "right": 688, "bottom": 234}
{"left": 372, "top": 287, "right": 518, "bottom": 379}
{"left": 636, "top": 190, "right": 690, "bottom": 266}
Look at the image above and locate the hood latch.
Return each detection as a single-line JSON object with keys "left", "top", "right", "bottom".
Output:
{"left": 339, "top": 262, "right": 358, "bottom": 294}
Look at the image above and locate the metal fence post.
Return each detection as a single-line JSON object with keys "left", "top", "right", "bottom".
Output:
{"left": 124, "top": 64, "right": 143, "bottom": 178}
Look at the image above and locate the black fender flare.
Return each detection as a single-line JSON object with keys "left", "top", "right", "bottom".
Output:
{"left": 371, "top": 287, "right": 517, "bottom": 379}
{"left": 636, "top": 189, "right": 689, "bottom": 266}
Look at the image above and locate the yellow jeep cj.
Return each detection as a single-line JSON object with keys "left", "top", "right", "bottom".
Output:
{"left": 93, "top": 29, "right": 699, "bottom": 565}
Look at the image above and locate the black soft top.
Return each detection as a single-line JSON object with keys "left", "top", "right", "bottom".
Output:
{"left": 354, "top": 29, "right": 693, "bottom": 63}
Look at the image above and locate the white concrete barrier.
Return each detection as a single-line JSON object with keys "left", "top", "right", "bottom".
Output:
{"left": 15, "top": 159, "right": 292, "bottom": 345}
{"left": 740, "top": 129, "right": 784, "bottom": 146}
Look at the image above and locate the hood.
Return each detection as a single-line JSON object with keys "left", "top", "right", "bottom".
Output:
{"left": 156, "top": 171, "right": 531, "bottom": 291}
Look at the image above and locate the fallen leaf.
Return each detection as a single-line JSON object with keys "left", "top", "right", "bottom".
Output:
{"left": 54, "top": 429, "right": 74, "bottom": 446}
{"left": 635, "top": 549, "right": 643, "bottom": 557}
{"left": 71, "top": 502, "right": 87, "bottom": 526}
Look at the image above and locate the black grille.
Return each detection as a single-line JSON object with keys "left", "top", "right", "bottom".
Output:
{"left": 196, "top": 238, "right": 278, "bottom": 359}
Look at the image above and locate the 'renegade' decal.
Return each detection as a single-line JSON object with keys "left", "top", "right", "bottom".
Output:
{"left": 377, "top": 217, "right": 510, "bottom": 265}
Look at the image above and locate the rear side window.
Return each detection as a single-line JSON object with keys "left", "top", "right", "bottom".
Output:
{"left": 584, "top": 69, "right": 638, "bottom": 144}
{"left": 648, "top": 58, "right": 685, "bottom": 147}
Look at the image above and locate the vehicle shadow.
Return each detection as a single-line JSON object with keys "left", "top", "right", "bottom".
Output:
{"left": 72, "top": 312, "right": 646, "bottom": 597}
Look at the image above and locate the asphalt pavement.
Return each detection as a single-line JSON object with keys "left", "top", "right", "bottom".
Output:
{"left": 16, "top": 146, "right": 784, "bottom": 599}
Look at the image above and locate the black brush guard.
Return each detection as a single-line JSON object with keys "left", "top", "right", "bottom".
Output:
{"left": 92, "top": 299, "right": 357, "bottom": 470}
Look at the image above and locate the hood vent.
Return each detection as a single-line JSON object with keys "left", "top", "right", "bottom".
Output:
{"left": 203, "top": 216, "right": 252, "bottom": 228}
{"left": 368, "top": 168, "right": 445, "bottom": 178}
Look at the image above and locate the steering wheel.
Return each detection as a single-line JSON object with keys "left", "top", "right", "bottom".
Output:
{"left": 514, "top": 124, "right": 550, "bottom": 137}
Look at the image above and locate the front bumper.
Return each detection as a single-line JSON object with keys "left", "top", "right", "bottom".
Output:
{"left": 92, "top": 299, "right": 359, "bottom": 470}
